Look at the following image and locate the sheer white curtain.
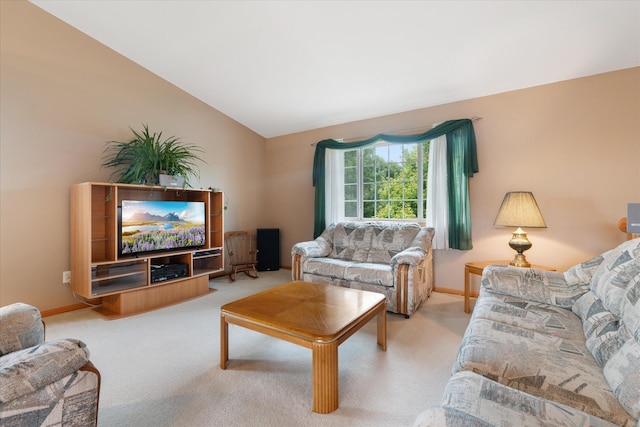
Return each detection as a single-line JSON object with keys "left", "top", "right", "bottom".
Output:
{"left": 426, "top": 134, "right": 449, "bottom": 249}
{"left": 324, "top": 148, "right": 344, "bottom": 226}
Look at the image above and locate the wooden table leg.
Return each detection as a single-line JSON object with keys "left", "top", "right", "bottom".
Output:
{"left": 377, "top": 306, "right": 387, "bottom": 351}
{"left": 220, "top": 313, "right": 228, "bottom": 370}
{"left": 464, "top": 265, "right": 471, "bottom": 314}
{"left": 312, "top": 341, "right": 338, "bottom": 413}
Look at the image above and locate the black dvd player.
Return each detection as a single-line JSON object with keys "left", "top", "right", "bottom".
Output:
{"left": 150, "top": 263, "right": 189, "bottom": 283}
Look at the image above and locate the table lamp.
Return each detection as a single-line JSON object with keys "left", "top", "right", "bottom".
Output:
{"left": 493, "top": 191, "right": 546, "bottom": 267}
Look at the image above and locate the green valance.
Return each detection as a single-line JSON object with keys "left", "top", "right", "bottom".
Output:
{"left": 312, "top": 119, "right": 478, "bottom": 249}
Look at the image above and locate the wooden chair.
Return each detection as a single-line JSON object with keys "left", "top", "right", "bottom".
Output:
{"left": 224, "top": 230, "right": 259, "bottom": 282}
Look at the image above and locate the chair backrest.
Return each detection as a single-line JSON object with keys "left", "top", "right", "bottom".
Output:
{"left": 224, "top": 230, "right": 257, "bottom": 265}
{"left": 0, "top": 303, "right": 45, "bottom": 356}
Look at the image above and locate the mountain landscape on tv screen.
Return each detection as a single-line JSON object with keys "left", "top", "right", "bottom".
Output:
{"left": 128, "top": 211, "right": 181, "bottom": 222}
{"left": 121, "top": 201, "right": 205, "bottom": 255}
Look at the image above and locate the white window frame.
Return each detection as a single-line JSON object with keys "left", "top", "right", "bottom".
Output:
{"left": 341, "top": 140, "right": 428, "bottom": 222}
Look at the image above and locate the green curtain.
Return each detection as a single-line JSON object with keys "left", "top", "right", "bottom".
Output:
{"left": 312, "top": 118, "right": 478, "bottom": 249}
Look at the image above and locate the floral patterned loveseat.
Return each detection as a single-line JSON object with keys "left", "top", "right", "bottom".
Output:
{"left": 414, "top": 238, "right": 640, "bottom": 426}
{"left": 292, "top": 221, "right": 434, "bottom": 317}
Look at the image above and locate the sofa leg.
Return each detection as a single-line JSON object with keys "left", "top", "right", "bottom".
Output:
{"left": 397, "top": 264, "right": 409, "bottom": 315}
{"left": 404, "top": 314, "right": 410, "bottom": 319}
{"left": 293, "top": 254, "right": 301, "bottom": 280}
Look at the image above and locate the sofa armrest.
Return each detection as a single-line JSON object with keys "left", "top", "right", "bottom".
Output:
{"left": 291, "top": 239, "right": 332, "bottom": 258}
{"left": 0, "top": 303, "right": 44, "bottom": 356}
{"left": 408, "top": 227, "right": 435, "bottom": 252}
{"left": 423, "top": 371, "right": 621, "bottom": 427}
{"left": 0, "top": 338, "right": 90, "bottom": 403}
{"left": 482, "top": 265, "right": 590, "bottom": 308}
{"left": 391, "top": 226, "right": 433, "bottom": 267}
{"left": 391, "top": 246, "right": 426, "bottom": 267}
{"left": 412, "top": 407, "right": 449, "bottom": 427}
{"left": 293, "top": 224, "right": 335, "bottom": 258}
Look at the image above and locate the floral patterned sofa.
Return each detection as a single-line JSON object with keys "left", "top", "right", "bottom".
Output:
{"left": 0, "top": 303, "right": 100, "bottom": 426}
{"left": 414, "top": 238, "right": 640, "bottom": 426}
{"left": 292, "top": 221, "right": 434, "bottom": 317}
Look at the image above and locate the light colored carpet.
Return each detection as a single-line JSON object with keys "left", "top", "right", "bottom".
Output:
{"left": 44, "top": 270, "right": 470, "bottom": 427}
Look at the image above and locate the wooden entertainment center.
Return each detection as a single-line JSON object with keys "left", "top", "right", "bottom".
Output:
{"left": 70, "top": 182, "right": 224, "bottom": 316}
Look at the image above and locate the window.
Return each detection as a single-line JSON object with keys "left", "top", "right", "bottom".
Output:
{"left": 342, "top": 140, "right": 430, "bottom": 220}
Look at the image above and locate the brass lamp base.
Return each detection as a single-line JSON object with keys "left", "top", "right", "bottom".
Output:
{"left": 508, "top": 227, "right": 532, "bottom": 268}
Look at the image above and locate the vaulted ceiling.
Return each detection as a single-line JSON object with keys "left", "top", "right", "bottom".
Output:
{"left": 31, "top": 1, "right": 640, "bottom": 138}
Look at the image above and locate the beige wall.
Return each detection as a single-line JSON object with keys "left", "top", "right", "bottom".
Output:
{"left": 0, "top": 2, "right": 266, "bottom": 310}
{"left": 265, "top": 67, "right": 640, "bottom": 294}
{"left": 2, "top": 2, "right": 639, "bottom": 312}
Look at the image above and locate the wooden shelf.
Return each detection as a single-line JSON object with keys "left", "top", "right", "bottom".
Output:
{"left": 71, "top": 182, "right": 224, "bottom": 315}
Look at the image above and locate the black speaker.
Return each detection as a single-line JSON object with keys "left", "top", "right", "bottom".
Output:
{"left": 257, "top": 228, "right": 280, "bottom": 271}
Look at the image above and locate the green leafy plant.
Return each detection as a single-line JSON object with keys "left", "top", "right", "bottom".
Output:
{"left": 102, "top": 125, "right": 205, "bottom": 186}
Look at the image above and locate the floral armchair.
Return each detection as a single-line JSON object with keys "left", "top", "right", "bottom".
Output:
{"left": 0, "top": 303, "right": 100, "bottom": 426}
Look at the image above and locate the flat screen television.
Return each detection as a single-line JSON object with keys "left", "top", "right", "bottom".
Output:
{"left": 120, "top": 200, "right": 206, "bottom": 256}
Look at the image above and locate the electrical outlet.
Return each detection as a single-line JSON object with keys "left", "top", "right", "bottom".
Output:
{"left": 62, "top": 271, "right": 71, "bottom": 284}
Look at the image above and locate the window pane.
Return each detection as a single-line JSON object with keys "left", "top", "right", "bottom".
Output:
{"left": 374, "top": 145, "right": 387, "bottom": 159}
{"left": 363, "top": 165, "right": 376, "bottom": 184}
{"left": 376, "top": 183, "right": 388, "bottom": 199}
{"left": 404, "top": 180, "right": 417, "bottom": 199}
{"left": 388, "top": 145, "right": 402, "bottom": 163}
{"left": 363, "top": 183, "right": 375, "bottom": 200}
{"left": 363, "top": 201, "right": 376, "bottom": 218}
{"left": 390, "top": 201, "right": 403, "bottom": 219}
{"left": 363, "top": 149, "right": 375, "bottom": 166}
{"left": 344, "top": 167, "right": 357, "bottom": 184}
{"left": 375, "top": 202, "right": 390, "bottom": 218}
{"left": 388, "top": 162, "right": 402, "bottom": 178}
{"left": 345, "top": 201, "right": 357, "bottom": 217}
{"left": 377, "top": 166, "right": 390, "bottom": 182}
{"left": 345, "top": 184, "right": 357, "bottom": 200}
{"left": 405, "top": 200, "right": 418, "bottom": 218}
{"left": 344, "top": 150, "right": 356, "bottom": 167}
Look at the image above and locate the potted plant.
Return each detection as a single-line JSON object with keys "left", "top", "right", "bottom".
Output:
{"left": 102, "top": 124, "right": 205, "bottom": 187}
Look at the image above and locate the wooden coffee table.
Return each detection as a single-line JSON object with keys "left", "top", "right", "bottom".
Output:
{"left": 220, "top": 280, "right": 387, "bottom": 413}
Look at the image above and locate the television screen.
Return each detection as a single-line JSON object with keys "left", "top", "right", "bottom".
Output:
{"left": 120, "top": 200, "right": 206, "bottom": 255}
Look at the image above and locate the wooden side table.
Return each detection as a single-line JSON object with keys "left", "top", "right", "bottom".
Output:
{"left": 464, "top": 261, "right": 556, "bottom": 313}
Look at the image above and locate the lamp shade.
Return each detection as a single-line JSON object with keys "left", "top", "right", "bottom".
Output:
{"left": 494, "top": 192, "right": 547, "bottom": 228}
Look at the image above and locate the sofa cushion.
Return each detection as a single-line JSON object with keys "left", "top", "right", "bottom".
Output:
{"left": 620, "top": 262, "right": 640, "bottom": 342}
{"left": 366, "top": 223, "right": 420, "bottom": 264}
{"left": 0, "top": 368, "right": 99, "bottom": 427}
{"left": 302, "top": 258, "right": 394, "bottom": 288}
{"left": 302, "top": 257, "right": 351, "bottom": 280}
{"left": 565, "top": 254, "right": 606, "bottom": 286}
{"left": 417, "top": 371, "right": 624, "bottom": 427}
{"left": 590, "top": 239, "right": 640, "bottom": 315}
{"left": 588, "top": 256, "right": 640, "bottom": 421}
{"left": 0, "top": 339, "right": 90, "bottom": 403}
{"left": 329, "top": 223, "right": 373, "bottom": 262}
{"left": 482, "top": 265, "right": 589, "bottom": 308}
{"left": 473, "top": 290, "right": 585, "bottom": 340}
{"left": 345, "top": 262, "right": 393, "bottom": 287}
{"left": 602, "top": 334, "right": 640, "bottom": 420}
{"left": 453, "top": 316, "right": 635, "bottom": 425}
{"left": 573, "top": 291, "right": 622, "bottom": 366}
